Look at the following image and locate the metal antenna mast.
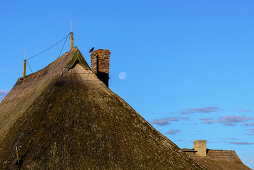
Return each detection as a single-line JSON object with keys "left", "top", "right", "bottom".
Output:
{"left": 70, "top": 17, "right": 72, "bottom": 32}
{"left": 70, "top": 17, "right": 74, "bottom": 50}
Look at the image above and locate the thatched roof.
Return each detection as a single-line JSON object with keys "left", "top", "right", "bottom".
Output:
{"left": 0, "top": 47, "right": 203, "bottom": 169}
{"left": 183, "top": 148, "right": 251, "bottom": 170}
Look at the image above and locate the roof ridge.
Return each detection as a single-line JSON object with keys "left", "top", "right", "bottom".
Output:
{"left": 18, "top": 47, "right": 78, "bottom": 82}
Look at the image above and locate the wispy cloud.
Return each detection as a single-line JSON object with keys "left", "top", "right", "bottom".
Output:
{"left": 150, "top": 117, "right": 188, "bottom": 126}
{"left": 238, "top": 108, "right": 251, "bottom": 113}
{"left": 245, "top": 128, "right": 254, "bottom": 136}
{"left": 207, "top": 140, "right": 217, "bottom": 144}
{"left": 0, "top": 90, "right": 8, "bottom": 95}
{"left": 244, "top": 122, "right": 254, "bottom": 126}
{"left": 181, "top": 107, "right": 220, "bottom": 114}
{"left": 180, "top": 117, "right": 189, "bottom": 120}
{"left": 227, "top": 141, "right": 254, "bottom": 145}
{"left": 223, "top": 136, "right": 254, "bottom": 144}
{"left": 0, "top": 90, "right": 8, "bottom": 101}
{"left": 227, "top": 138, "right": 238, "bottom": 140}
{"left": 200, "top": 115, "right": 254, "bottom": 126}
{"left": 200, "top": 118, "right": 213, "bottom": 121}
{"left": 165, "top": 129, "right": 181, "bottom": 135}
{"left": 150, "top": 117, "right": 179, "bottom": 126}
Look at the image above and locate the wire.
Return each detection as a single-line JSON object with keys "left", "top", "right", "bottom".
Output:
{"left": 26, "top": 60, "right": 33, "bottom": 73}
{"left": 27, "top": 33, "right": 70, "bottom": 60}
{"left": 58, "top": 34, "right": 69, "bottom": 58}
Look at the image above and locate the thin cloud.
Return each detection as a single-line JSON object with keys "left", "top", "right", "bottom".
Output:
{"left": 150, "top": 117, "right": 188, "bottom": 126}
{"left": 244, "top": 122, "right": 254, "bottom": 126}
{"left": 150, "top": 117, "right": 179, "bottom": 126}
{"left": 227, "top": 138, "right": 238, "bottom": 140}
{"left": 245, "top": 128, "right": 254, "bottom": 136}
{"left": 181, "top": 107, "right": 220, "bottom": 115}
{"left": 150, "top": 119, "right": 171, "bottom": 126}
{"left": 180, "top": 117, "right": 189, "bottom": 120}
{"left": 227, "top": 141, "right": 254, "bottom": 145}
{"left": 201, "top": 115, "right": 254, "bottom": 126}
{"left": 0, "top": 90, "right": 8, "bottom": 95}
{"left": 0, "top": 90, "right": 8, "bottom": 101}
{"left": 238, "top": 108, "right": 251, "bottom": 113}
{"left": 245, "top": 133, "right": 254, "bottom": 136}
{"left": 165, "top": 129, "right": 181, "bottom": 135}
{"left": 200, "top": 118, "right": 213, "bottom": 121}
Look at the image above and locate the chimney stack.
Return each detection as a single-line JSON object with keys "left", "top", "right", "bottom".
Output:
{"left": 194, "top": 140, "right": 207, "bottom": 156}
{"left": 90, "top": 49, "right": 110, "bottom": 87}
{"left": 70, "top": 32, "right": 74, "bottom": 50}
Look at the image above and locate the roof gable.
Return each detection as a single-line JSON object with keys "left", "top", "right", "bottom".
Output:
{"left": 64, "top": 49, "right": 90, "bottom": 70}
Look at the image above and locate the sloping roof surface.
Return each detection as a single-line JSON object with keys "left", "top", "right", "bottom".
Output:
{"left": 0, "top": 47, "right": 203, "bottom": 169}
{"left": 189, "top": 149, "right": 251, "bottom": 170}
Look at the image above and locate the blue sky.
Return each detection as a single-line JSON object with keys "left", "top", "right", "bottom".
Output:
{"left": 1, "top": 0, "right": 254, "bottom": 168}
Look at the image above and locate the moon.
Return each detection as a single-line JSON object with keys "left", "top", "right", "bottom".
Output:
{"left": 119, "top": 72, "right": 127, "bottom": 80}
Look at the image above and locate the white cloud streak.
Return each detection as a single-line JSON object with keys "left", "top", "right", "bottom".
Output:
{"left": 0, "top": 89, "right": 8, "bottom": 101}
{"left": 200, "top": 115, "right": 254, "bottom": 126}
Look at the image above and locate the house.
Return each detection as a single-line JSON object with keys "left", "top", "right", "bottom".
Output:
{"left": 0, "top": 32, "right": 250, "bottom": 169}
{"left": 0, "top": 33, "right": 202, "bottom": 169}
{"left": 181, "top": 140, "right": 251, "bottom": 170}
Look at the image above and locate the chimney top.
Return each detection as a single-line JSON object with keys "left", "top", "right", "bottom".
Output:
{"left": 91, "top": 49, "right": 110, "bottom": 55}
{"left": 194, "top": 140, "right": 207, "bottom": 156}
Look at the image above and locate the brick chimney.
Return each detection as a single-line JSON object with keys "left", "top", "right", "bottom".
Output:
{"left": 90, "top": 49, "right": 110, "bottom": 87}
{"left": 194, "top": 140, "right": 207, "bottom": 156}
